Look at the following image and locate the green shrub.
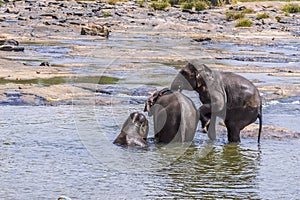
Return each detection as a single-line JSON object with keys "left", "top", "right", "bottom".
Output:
{"left": 194, "top": 1, "right": 207, "bottom": 11}
{"left": 181, "top": 2, "right": 194, "bottom": 9}
{"left": 281, "top": 4, "right": 300, "bottom": 13}
{"left": 256, "top": 13, "right": 269, "bottom": 20}
{"left": 226, "top": 11, "right": 245, "bottom": 21}
{"left": 236, "top": 18, "right": 253, "bottom": 27}
{"left": 151, "top": 1, "right": 170, "bottom": 10}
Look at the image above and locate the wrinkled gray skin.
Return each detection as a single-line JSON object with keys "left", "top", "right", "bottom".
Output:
{"left": 113, "top": 112, "right": 149, "bottom": 147}
{"left": 144, "top": 88, "right": 198, "bottom": 143}
{"left": 171, "top": 62, "right": 262, "bottom": 143}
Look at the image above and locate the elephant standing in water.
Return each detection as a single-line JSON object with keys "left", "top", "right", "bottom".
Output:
{"left": 171, "top": 61, "right": 262, "bottom": 143}
{"left": 144, "top": 88, "right": 198, "bottom": 143}
{"left": 113, "top": 112, "right": 149, "bottom": 147}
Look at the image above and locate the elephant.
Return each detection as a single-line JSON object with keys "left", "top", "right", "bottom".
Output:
{"left": 170, "top": 61, "right": 262, "bottom": 143}
{"left": 113, "top": 112, "right": 149, "bottom": 147}
{"left": 144, "top": 88, "right": 198, "bottom": 144}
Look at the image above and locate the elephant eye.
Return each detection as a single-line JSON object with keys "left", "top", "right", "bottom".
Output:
{"left": 189, "top": 74, "right": 194, "bottom": 79}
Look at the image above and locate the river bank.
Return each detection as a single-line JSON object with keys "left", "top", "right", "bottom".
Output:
{"left": 0, "top": 0, "right": 299, "bottom": 104}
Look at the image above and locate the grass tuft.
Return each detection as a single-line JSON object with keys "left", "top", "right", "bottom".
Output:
{"left": 181, "top": 1, "right": 208, "bottom": 11}
{"left": 281, "top": 4, "right": 300, "bottom": 14}
{"left": 103, "top": 11, "right": 112, "bottom": 18}
{"left": 168, "top": 0, "right": 181, "bottom": 6}
{"left": 194, "top": 1, "right": 207, "bottom": 11}
{"left": 226, "top": 11, "right": 245, "bottom": 21}
{"left": 181, "top": 2, "right": 194, "bottom": 10}
{"left": 107, "top": 0, "right": 127, "bottom": 5}
{"left": 236, "top": 18, "right": 253, "bottom": 27}
{"left": 242, "top": 8, "right": 255, "bottom": 14}
{"left": 151, "top": 1, "right": 170, "bottom": 11}
{"left": 256, "top": 12, "right": 270, "bottom": 20}
{"left": 275, "top": 16, "right": 281, "bottom": 22}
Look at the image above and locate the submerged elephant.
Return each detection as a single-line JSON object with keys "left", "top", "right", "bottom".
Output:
{"left": 171, "top": 61, "right": 262, "bottom": 143}
{"left": 144, "top": 88, "right": 198, "bottom": 143}
{"left": 113, "top": 112, "right": 149, "bottom": 147}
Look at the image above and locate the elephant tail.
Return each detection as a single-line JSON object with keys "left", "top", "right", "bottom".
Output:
{"left": 257, "top": 105, "right": 262, "bottom": 143}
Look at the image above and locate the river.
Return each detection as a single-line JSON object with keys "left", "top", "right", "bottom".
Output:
{"left": 0, "top": 105, "right": 299, "bottom": 199}
{"left": 0, "top": 27, "right": 300, "bottom": 199}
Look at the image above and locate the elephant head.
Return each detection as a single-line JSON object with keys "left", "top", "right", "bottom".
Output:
{"left": 113, "top": 112, "right": 149, "bottom": 147}
{"left": 144, "top": 88, "right": 173, "bottom": 116}
{"left": 170, "top": 61, "right": 214, "bottom": 97}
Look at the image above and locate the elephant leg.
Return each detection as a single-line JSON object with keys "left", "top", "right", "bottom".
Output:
{"left": 226, "top": 122, "right": 241, "bottom": 143}
{"left": 207, "top": 114, "right": 217, "bottom": 140}
{"left": 199, "top": 104, "right": 211, "bottom": 133}
{"left": 225, "top": 107, "right": 259, "bottom": 143}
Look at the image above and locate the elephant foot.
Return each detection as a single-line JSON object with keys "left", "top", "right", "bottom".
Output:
{"left": 202, "top": 120, "right": 210, "bottom": 133}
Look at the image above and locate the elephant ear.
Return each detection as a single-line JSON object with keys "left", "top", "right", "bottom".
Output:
{"left": 144, "top": 88, "right": 171, "bottom": 112}
{"left": 201, "top": 64, "right": 214, "bottom": 82}
{"left": 144, "top": 90, "right": 159, "bottom": 115}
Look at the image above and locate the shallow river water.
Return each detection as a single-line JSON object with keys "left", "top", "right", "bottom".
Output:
{"left": 0, "top": 105, "right": 299, "bottom": 199}
{"left": 1, "top": 30, "right": 300, "bottom": 199}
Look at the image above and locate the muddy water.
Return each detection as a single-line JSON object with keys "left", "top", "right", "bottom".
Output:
{"left": 1, "top": 31, "right": 300, "bottom": 199}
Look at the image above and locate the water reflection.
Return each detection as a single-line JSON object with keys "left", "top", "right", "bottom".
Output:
{"left": 154, "top": 143, "right": 261, "bottom": 199}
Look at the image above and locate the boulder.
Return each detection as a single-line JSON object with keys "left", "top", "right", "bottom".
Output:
{"left": 81, "top": 24, "right": 109, "bottom": 38}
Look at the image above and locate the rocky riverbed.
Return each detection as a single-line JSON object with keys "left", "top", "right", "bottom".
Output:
{"left": 0, "top": 0, "right": 299, "bottom": 137}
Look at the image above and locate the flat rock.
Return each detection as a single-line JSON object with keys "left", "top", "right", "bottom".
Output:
{"left": 242, "top": 124, "right": 300, "bottom": 140}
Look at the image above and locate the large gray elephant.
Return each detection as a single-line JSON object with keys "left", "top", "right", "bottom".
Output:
{"left": 170, "top": 61, "right": 262, "bottom": 143}
{"left": 113, "top": 112, "right": 149, "bottom": 147}
{"left": 144, "top": 88, "right": 198, "bottom": 143}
